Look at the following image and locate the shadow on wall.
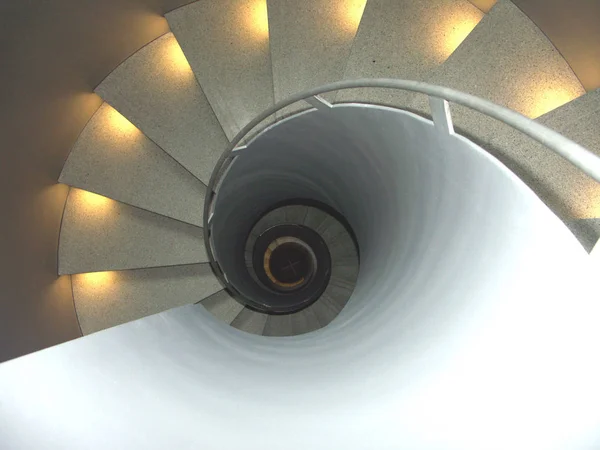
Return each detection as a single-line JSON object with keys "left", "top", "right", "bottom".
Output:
{"left": 0, "top": 0, "right": 193, "bottom": 363}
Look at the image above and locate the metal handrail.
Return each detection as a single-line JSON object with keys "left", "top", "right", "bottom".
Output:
{"left": 203, "top": 78, "right": 600, "bottom": 284}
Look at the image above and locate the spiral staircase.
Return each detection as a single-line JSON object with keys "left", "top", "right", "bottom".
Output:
{"left": 2, "top": 0, "right": 600, "bottom": 448}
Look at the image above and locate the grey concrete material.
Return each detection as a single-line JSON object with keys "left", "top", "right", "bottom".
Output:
{"left": 318, "top": 293, "right": 344, "bottom": 315}
{"left": 319, "top": 219, "right": 348, "bottom": 247}
{"left": 59, "top": 103, "right": 206, "bottom": 227}
{"left": 263, "top": 314, "right": 293, "bottom": 337}
{"left": 323, "top": 283, "right": 353, "bottom": 306}
{"left": 337, "top": 0, "right": 483, "bottom": 107}
{"left": 480, "top": 89, "right": 600, "bottom": 219}
{"left": 330, "top": 264, "right": 359, "bottom": 285}
{"left": 267, "top": 0, "right": 362, "bottom": 111}
{"left": 95, "top": 33, "right": 228, "bottom": 184}
{"left": 59, "top": 189, "right": 207, "bottom": 274}
{"left": 252, "top": 207, "right": 287, "bottom": 236}
{"left": 409, "top": 0, "right": 585, "bottom": 136}
{"left": 73, "top": 264, "right": 222, "bottom": 335}
{"left": 200, "top": 290, "right": 245, "bottom": 325}
{"left": 166, "top": 1, "right": 274, "bottom": 140}
{"left": 468, "top": 0, "right": 496, "bottom": 13}
{"left": 564, "top": 219, "right": 600, "bottom": 253}
{"left": 307, "top": 298, "right": 339, "bottom": 326}
{"left": 315, "top": 214, "right": 337, "bottom": 235}
{"left": 230, "top": 307, "right": 269, "bottom": 335}
{"left": 329, "top": 237, "right": 359, "bottom": 260}
{"left": 302, "top": 207, "right": 329, "bottom": 230}
{"left": 538, "top": 88, "right": 600, "bottom": 145}
{"left": 290, "top": 308, "right": 321, "bottom": 335}
{"left": 283, "top": 205, "right": 309, "bottom": 225}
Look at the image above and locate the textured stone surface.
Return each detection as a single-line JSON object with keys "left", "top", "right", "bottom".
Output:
{"left": 324, "top": 283, "right": 354, "bottom": 306}
{"left": 308, "top": 299, "right": 339, "bottom": 326}
{"left": 95, "top": 33, "right": 227, "bottom": 184}
{"left": 263, "top": 314, "right": 293, "bottom": 336}
{"left": 331, "top": 264, "right": 359, "bottom": 285}
{"left": 477, "top": 89, "right": 600, "bottom": 220}
{"left": 72, "top": 264, "right": 221, "bottom": 335}
{"left": 302, "top": 207, "right": 328, "bottom": 230}
{"left": 337, "top": 0, "right": 483, "bottom": 107}
{"left": 200, "top": 290, "right": 245, "bottom": 324}
{"left": 268, "top": 0, "right": 364, "bottom": 116}
{"left": 565, "top": 218, "right": 600, "bottom": 253}
{"left": 59, "top": 189, "right": 207, "bottom": 274}
{"left": 167, "top": 1, "right": 274, "bottom": 140}
{"left": 409, "top": 0, "right": 585, "bottom": 133}
{"left": 283, "top": 205, "right": 309, "bottom": 224}
{"left": 60, "top": 103, "right": 206, "bottom": 226}
{"left": 290, "top": 308, "right": 321, "bottom": 335}
{"left": 230, "top": 307, "right": 269, "bottom": 335}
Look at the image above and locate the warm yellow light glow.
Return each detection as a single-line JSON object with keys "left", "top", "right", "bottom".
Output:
{"left": 577, "top": 184, "right": 600, "bottom": 219}
{"left": 527, "top": 87, "right": 580, "bottom": 119}
{"left": 245, "top": 0, "right": 269, "bottom": 40}
{"left": 73, "top": 188, "right": 112, "bottom": 213}
{"left": 436, "top": 12, "right": 483, "bottom": 61}
{"left": 161, "top": 34, "right": 194, "bottom": 79}
{"left": 75, "top": 271, "right": 116, "bottom": 291}
{"left": 339, "top": 0, "right": 367, "bottom": 34}
{"left": 106, "top": 106, "right": 138, "bottom": 136}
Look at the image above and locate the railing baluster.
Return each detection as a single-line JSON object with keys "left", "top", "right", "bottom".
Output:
{"left": 428, "top": 96, "right": 454, "bottom": 135}
{"left": 305, "top": 95, "right": 333, "bottom": 110}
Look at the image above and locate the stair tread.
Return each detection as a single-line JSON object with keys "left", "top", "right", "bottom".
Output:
{"left": 323, "top": 283, "right": 353, "bottom": 307}
{"left": 268, "top": 0, "right": 363, "bottom": 117}
{"left": 290, "top": 308, "right": 321, "bottom": 335}
{"left": 484, "top": 88, "right": 600, "bottom": 220}
{"left": 200, "top": 290, "right": 245, "bottom": 325}
{"left": 311, "top": 295, "right": 342, "bottom": 323}
{"left": 72, "top": 264, "right": 221, "bottom": 335}
{"left": 303, "top": 207, "right": 329, "bottom": 230}
{"left": 59, "top": 103, "right": 206, "bottom": 226}
{"left": 331, "top": 264, "right": 359, "bottom": 285}
{"left": 263, "top": 314, "right": 293, "bottom": 337}
{"left": 95, "top": 33, "right": 227, "bottom": 185}
{"left": 409, "top": 0, "right": 584, "bottom": 126}
{"left": 59, "top": 189, "right": 207, "bottom": 274}
{"left": 337, "top": 0, "right": 483, "bottom": 107}
{"left": 230, "top": 307, "right": 269, "bottom": 335}
{"left": 283, "top": 205, "right": 309, "bottom": 225}
{"left": 166, "top": 1, "right": 274, "bottom": 140}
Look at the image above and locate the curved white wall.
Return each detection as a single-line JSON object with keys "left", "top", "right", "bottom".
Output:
{"left": 1, "top": 105, "right": 599, "bottom": 449}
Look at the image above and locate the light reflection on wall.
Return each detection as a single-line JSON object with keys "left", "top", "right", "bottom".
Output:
{"left": 73, "top": 271, "right": 116, "bottom": 293}
{"left": 434, "top": 10, "right": 483, "bottom": 62}
{"left": 106, "top": 105, "right": 139, "bottom": 137}
{"left": 246, "top": 0, "right": 269, "bottom": 41}
{"left": 527, "top": 86, "right": 582, "bottom": 119}
{"left": 338, "top": 0, "right": 367, "bottom": 35}
{"left": 71, "top": 188, "right": 113, "bottom": 215}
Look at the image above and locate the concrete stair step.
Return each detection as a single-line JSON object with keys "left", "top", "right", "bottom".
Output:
{"left": 95, "top": 33, "right": 227, "bottom": 184}
{"left": 60, "top": 103, "right": 206, "bottom": 227}
{"left": 59, "top": 188, "right": 207, "bottom": 274}
{"left": 73, "top": 264, "right": 221, "bottom": 335}
{"left": 167, "top": 1, "right": 274, "bottom": 140}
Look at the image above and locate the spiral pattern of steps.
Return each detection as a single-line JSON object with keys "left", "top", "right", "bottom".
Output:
{"left": 57, "top": 0, "right": 599, "bottom": 336}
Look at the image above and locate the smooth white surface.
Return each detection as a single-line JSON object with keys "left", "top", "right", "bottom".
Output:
{"left": 2, "top": 106, "right": 599, "bottom": 449}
